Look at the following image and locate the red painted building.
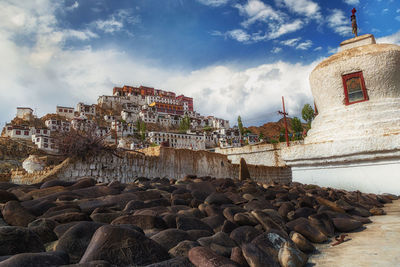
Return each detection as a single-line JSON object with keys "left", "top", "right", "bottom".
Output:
{"left": 112, "top": 85, "right": 194, "bottom": 111}
{"left": 177, "top": 95, "right": 194, "bottom": 111}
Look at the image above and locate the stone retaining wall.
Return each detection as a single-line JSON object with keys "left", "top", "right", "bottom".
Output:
{"left": 12, "top": 147, "right": 292, "bottom": 185}
{"left": 215, "top": 142, "right": 303, "bottom": 167}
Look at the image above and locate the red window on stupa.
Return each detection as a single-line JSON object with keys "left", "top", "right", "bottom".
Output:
{"left": 342, "top": 71, "right": 368, "bottom": 105}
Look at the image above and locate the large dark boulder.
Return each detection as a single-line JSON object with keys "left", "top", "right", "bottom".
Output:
{"left": 286, "top": 218, "right": 328, "bottom": 243}
{"left": 188, "top": 246, "right": 239, "bottom": 267}
{"left": 242, "top": 243, "right": 280, "bottom": 267}
{"left": 0, "top": 226, "right": 44, "bottom": 256}
{"left": 230, "top": 226, "right": 262, "bottom": 247}
{"left": 143, "top": 257, "right": 194, "bottom": 267}
{"left": 176, "top": 216, "right": 213, "bottom": 232}
{"left": 332, "top": 218, "right": 363, "bottom": 232}
{"left": 168, "top": 240, "right": 200, "bottom": 258}
{"left": 27, "top": 218, "right": 57, "bottom": 244}
{"left": 79, "top": 225, "right": 170, "bottom": 266}
{"left": 150, "top": 229, "right": 192, "bottom": 251}
{"left": 111, "top": 214, "right": 167, "bottom": 230}
{"left": 56, "top": 222, "right": 105, "bottom": 263}
{"left": 1, "top": 201, "right": 36, "bottom": 227}
{"left": 47, "top": 212, "right": 90, "bottom": 224}
{"left": 204, "top": 193, "right": 233, "bottom": 206}
{"left": 0, "top": 251, "right": 69, "bottom": 267}
{"left": 0, "top": 190, "right": 18, "bottom": 203}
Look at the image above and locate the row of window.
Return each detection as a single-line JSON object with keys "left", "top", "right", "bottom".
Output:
{"left": 58, "top": 109, "right": 73, "bottom": 113}
{"left": 15, "top": 130, "right": 30, "bottom": 136}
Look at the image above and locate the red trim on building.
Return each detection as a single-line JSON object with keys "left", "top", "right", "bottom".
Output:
{"left": 342, "top": 71, "right": 369, "bottom": 105}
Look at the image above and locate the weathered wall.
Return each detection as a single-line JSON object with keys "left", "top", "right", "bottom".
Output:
{"left": 12, "top": 147, "right": 292, "bottom": 185}
{"left": 215, "top": 142, "right": 302, "bottom": 167}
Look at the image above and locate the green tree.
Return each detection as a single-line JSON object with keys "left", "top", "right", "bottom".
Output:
{"left": 279, "top": 127, "right": 286, "bottom": 142}
{"left": 237, "top": 116, "right": 244, "bottom": 136}
{"left": 291, "top": 117, "right": 303, "bottom": 140}
{"left": 140, "top": 121, "right": 146, "bottom": 141}
{"left": 301, "top": 104, "right": 315, "bottom": 128}
{"left": 179, "top": 115, "right": 191, "bottom": 132}
{"left": 135, "top": 119, "right": 147, "bottom": 141}
{"left": 258, "top": 133, "right": 264, "bottom": 141}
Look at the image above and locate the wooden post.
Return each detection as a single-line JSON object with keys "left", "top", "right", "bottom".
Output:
{"left": 278, "top": 96, "right": 290, "bottom": 147}
{"left": 114, "top": 118, "right": 118, "bottom": 146}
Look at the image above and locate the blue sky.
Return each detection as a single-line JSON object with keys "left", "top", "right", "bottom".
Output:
{"left": 0, "top": 0, "right": 399, "bottom": 127}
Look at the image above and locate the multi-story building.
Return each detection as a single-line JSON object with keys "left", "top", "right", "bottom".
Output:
{"left": 176, "top": 95, "right": 194, "bottom": 111}
{"left": 148, "top": 131, "right": 207, "bottom": 150}
{"left": 45, "top": 119, "right": 71, "bottom": 132}
{"left": 56, "top": 106, "right": 75, "bottom": 120}
{"left": 3, "top": 124, "right": 33, "bottom": 139}
{"left": 16, "top": 107, "right": 34, "bottom": 120}
{"left": 76, "top": 103, "right": 96, "bottom": 116}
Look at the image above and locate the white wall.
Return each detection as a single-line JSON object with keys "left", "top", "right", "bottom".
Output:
{"left": 292, "top": 159, "right": 400, "bottom": 194}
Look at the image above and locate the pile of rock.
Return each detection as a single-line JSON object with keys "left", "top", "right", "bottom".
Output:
{"left": 0, "top": 176, "right": 396, "bottom": 267}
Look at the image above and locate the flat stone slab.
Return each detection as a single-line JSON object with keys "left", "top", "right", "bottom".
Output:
{"left": 307, "top": 199, "right": 400, "bottom": 266}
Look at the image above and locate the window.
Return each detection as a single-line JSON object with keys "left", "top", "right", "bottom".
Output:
{"left": 44, "top": 144, "right": 48, "bottom": 148}
{"left": 16, "top": 130, "right": 21, "bottom": 135}
{"left": 36, "top": 129, "right": 40, "bottom": 133}
{"left": 44, "top": 130, "right": 47, "bottom": 134}
{"left": 59, "top": 109, "right": 63, "bottom": 112}
{"left": 342, "top": 71, "right": 368, "bottom": 105}
{"left": 24, "top": 131, "right": 29, "bottom": 135}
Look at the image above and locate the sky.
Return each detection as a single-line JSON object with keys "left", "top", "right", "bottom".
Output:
{"left": 0, "top": 0, "right": 399, "bottom": 127}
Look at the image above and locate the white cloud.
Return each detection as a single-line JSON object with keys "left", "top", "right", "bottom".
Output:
{"left": 222, "top": 19, "right": 303, "bottom": 43}
{"left": 66, "top": 1, "right": 79, "bottom": 11}
{"left": 280, "top": 38, "right": 312, "bottom": 50}
{"left": 165, "top": 62, "right": 317, "bottom": 125}
{"left": 268, "top": 19, "right": 304, "bottom": 39}
{"left": 314, "top": 46, "right": 322, "bottom": 51}
{"left": 343, "top": 0, "right": 359, "bottom": 5}
{"left": 275, "top": 0, "right": 321, "bottom": 19}
{"left": 197, "top": 0, "right": 229, "bottom": 6}
{"left": 397, "top": 9, "right": 400, "bottom": 13}
{"left": 396, "top": 16, "right": 400, "bottom": 22}
{"left": 271, "top": 47, "right": 282, "bottom": 53}
{"left": 93, "top": 9, "right": 140, "bottom": 34}
{"left": 327, "top": 9, "right": 352, "bottom": 37}
{"left": 235, "top": 0, "right": 283, "bottom": 28}
{"left": 296, "top": 40, "right": 313, "bottom": 50}
{"left": 226, "top": 29, "right": 251, "bottom": 42}
{"left": 220, "top": 0, "right": 306, "bottom": 42}
{"left": 377, "top": 30, "right": 400, "bottom": 45}
{"left": 281, "top": 37, "right": 301, "bottom": 47}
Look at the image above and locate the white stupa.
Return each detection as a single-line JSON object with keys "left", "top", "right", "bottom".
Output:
{"left": 282, "top": 34, "right": 400, "bottom": 194}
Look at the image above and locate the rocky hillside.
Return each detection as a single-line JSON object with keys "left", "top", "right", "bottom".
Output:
{"left": 247, "top": 118, "right": 308, "bottom": 141}
{"left": 246, "top": 118, "right": 292, "bottom": 140}
{"left": 0, "top": 138, "right": 42, "bottom": 173}
{"left": 0, "top": 175, "right": 393, "bottom": 266}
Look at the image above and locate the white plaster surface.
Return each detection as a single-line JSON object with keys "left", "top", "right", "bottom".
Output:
{"left": 339, "top": 34, "right": 376, "bottom": 51}
{"left": 215, "top": 143, "right": 293, "bottom": 167}
{"left": 307, "top": 200, "right": 400, "bottom": 266}
{"left": 292, "top": 159, "right": 400, "bottom": 194}
{"left": 22, "top": 155, "right": 45, "bottom": 174}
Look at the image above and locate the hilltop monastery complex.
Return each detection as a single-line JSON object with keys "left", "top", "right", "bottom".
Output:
{"left": 2, "top": 85, "right": 250, "bottom": 152}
